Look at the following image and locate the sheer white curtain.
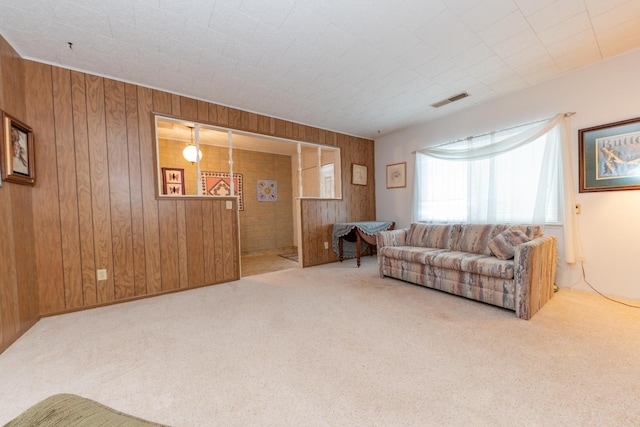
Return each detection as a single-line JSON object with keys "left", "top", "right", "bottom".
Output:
{"left": 412, "top": 114, "right": 583, "bottom": 264}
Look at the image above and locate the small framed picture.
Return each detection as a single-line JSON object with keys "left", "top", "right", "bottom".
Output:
{"left": 386, "top": 162, "right": 406, "bottom": 189}
{"left": 578, "top": 117, "right": 640, "bottom": 192}
{"left": 352, "top": 163, "right": 367, "bottom": 186}
{"left": 1, "top": 111, "right": 35, "bottom": 186}
{"left": 161, "top": 167, "right": 185, "bottom": 195}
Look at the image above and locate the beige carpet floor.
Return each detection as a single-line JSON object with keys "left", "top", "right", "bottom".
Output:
{"left": 1, "top": 257, "right": 639, "bottom": 426}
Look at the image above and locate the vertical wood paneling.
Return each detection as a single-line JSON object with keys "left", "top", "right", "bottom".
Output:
{"left": 257, "top": 115, "right": 270, "bottom": 135}
{"left": 26, "top": 62, "right": 66, "bottom": 313}
{"left": 153, "top": 91, "right": 172, "bottom": 114}
{"left": 222, "top": 200, "right": 238, "bottom": 280}
{"left": 299, "top": 133, "right": 377, "bottom": 266}
{"left": 0, "top": 36, "right": 37, "bottom": 354}
{"left": 0, "top": 187, "right": 18, "bottom": 345}
{"left": 274, "top": 119, "right": 287, "bottom": 138}
{"left": 171, "top": 94, "right": 181, "bottom": 116}
{"left": 324, "top": 200, "right": 336, "bottom": 264}
{"left": 86, "top": 75, "right": 115, "bottom": 304}
{"left": 71, "top": 71, "right": 97, "bottom": 306}
{"left": 229, "top": 108, "right": 242, "bottom": 128}
{"left": 137, "top": 86, "right": 162, "bottom": 294}
{"left": 158, "top": 202, "right": 180, "bottom": 290}
{"left": 217, "top": 105, "right": 229, "bottom": 126}
{"left": 155, "top": 90, "right": 178, "bottom": 291}
{"left": 180, "top": 96, "right": 198, "bottom": 120}
{"left": 176, "top": 201, "right": 189, "bottom": 288}
{"left": 169, "top": 97, "right": 189, "bottom": 288}
{"left": 0, "top": 36, "right": 26, "bottom": 118}
{"left": 197, "top": 101, "right": 209, "bottom": 123}
{"left": 186, "top": 201, "right": 205, "bottom": 287}
{"left": 244, "top": 111, "right": 258, "bottom": 132}
{"left": 52, "top": 67, "right": 83, "bottom": 309}
{"left": 291, "top": 123, "right": 301, "bottom": 140}
{"left": 202, "top": 201, "right": 216, "bottom": 285}
{"left": 213, "top": 201, "right": 224, "bottom": 282}
{"left": 12, "top": 186, "right": 37, "bottom": 328}
{"left": 125, "top": 83, "right": 147, "bottom": 296}
{"left": 0, "top": 39, "right": 4, "bottom": 108}
{"left": 105, "top": 78, "right": 135, "bottom": 300}
{"left": 310, "top": 202, "right": 321, "bottom": 263}
{"left": 171, "top": 95, "right": 188, "bottom": 287}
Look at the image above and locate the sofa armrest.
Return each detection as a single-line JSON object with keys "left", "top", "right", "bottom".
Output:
{"left": 377, "top": 228, "right": 408, "bottom": 249}
{"left": 513, "top": 235, "right": 557, "bottom": 320}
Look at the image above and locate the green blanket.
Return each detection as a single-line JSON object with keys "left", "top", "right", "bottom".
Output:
{"left": 4, "top": 394, "right": 168, "bottom": 427}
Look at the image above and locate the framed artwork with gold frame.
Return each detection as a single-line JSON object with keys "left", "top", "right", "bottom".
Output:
{"left": 1, "top": 111, "right": 35, "bottom": 186}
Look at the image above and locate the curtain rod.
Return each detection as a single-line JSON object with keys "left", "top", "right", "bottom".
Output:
{"left": 411, "top": 112, "right": 575, "bottom": 154}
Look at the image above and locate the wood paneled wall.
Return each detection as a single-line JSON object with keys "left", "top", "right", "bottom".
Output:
{"left": 0, "top": 33, "right": 375, "bottom": 352}
{"left": 300, "top": 134, "right": 376, "bottom": 266}
{"left": 24, "top": 62, "right": 242, "bottom": 316}
{"left": 0, "top": 36, "right": 38, "bottom": 354}
{"left": 23, "top": 62, "right": 374, "bottom": 315}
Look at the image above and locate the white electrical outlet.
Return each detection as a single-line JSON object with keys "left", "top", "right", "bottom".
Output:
{"left": 324, "top": 242, "right": 329, "bottom": 249}
{"left": 97, "top": 269, "right": 107, "bottom": 281}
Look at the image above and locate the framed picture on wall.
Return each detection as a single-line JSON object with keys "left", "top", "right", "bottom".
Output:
{"left": 161, "top": 167, "right": 185, "bottom": 195}
{"left": 1, "top": 111, "right": 35, "bottom": 186}
{"left": 579, "top": 117, "right": 640, "bottom": 192}
{"left": 352, "top": 163, "right": 367, "bottom": 186}
{"left": 200, "top": 171, "right": 244, "bottom": 210}
{"left": 386, "top": 162, "right": 406, "bottom": 188}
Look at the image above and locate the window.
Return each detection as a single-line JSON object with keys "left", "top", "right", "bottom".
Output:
{"left": 320, "top": 164, "right": 335, "bottom": 198}
{"left": 154, "top": 115, "right": 341, "bottom": 199}
{"left": 414, "top": 120, "right": 560, "bottom": 224}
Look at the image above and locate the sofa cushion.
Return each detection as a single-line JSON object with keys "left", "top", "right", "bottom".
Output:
{"left": 406, "top": 223, "right": 460, "bottom": 249}
{"left": 378, "top": 246, "right": 447, "bottom": 263}
{"left": 428, "top": 251, "right": 515, "bottom": 279}
{"left": 454, "top": 224, "right": 508, "bottom": 255}
{"left": 454, "top": 224, "right": 542, "bottom": 255}
{"left": 488, "top": 228, "right": 531, "bottom": 260}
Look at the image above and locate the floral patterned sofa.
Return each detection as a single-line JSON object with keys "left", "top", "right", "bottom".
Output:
{"left": 377, "top": 223, "right": 557, "bottom": 320}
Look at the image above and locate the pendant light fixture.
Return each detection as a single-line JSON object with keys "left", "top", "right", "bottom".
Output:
{"left": 183, "top": 125, "right": 202, "bottom": 163}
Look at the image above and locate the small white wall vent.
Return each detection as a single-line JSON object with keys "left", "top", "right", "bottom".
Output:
{"left": 431, "top": 92, "right": 470, "bottom": 108}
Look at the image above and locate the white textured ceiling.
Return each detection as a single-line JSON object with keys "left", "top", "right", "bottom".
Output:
{"left": 1, "top": 0, "right": 640, "bottom": 139}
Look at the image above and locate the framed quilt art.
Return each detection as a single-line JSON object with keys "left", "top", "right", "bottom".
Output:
{"left": 161, "top": 167, "right": 185, "bottom": 195}
{"left": 200, "top": 171, "right": 244, "bottom": 210}
{"left": 257, "top": 179, "right": 277, "bottom": 202}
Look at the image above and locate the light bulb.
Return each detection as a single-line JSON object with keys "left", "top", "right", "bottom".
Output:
{"left": 183, "top": 145, "right": 202, "bottom": 163}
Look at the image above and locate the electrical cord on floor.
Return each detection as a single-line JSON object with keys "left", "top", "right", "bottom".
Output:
{"left": 580, "top": 261, "right": 640, "bottom": 309}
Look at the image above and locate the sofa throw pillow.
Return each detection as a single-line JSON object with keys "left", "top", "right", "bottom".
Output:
{"left": 488, "top": 228, "right": 531, "bottom": 260}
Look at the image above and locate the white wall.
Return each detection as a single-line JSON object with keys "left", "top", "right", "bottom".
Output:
{"left": 375, "top": 48, "right": 640, "bottom": 301}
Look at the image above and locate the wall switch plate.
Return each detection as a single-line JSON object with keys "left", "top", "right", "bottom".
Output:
{"left": 97, "top": 269, "right": 107, "bottom": 281}
{"left": 575, "top": 203, "right": 581, "bottom": 214}
{"left": 226, "top": 201, "right": 232, "bottom": 210}
{"left": 324, "top": 242, "right": 329, "bottom": 249}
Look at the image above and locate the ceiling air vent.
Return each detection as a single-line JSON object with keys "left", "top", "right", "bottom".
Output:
{"left": 431, "top": 92, "right": 470, "bottom": 108}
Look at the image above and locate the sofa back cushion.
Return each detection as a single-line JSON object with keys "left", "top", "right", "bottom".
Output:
{"left": 407, "top": 223, "right": 460, "bottom": 249}
{"left": 454, "top": 224, "right": 543, "bottom": 255}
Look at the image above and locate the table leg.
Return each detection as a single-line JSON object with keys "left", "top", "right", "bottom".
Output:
{"left": 356, "top": 232, "right": 361, "bottom": 267}
{"left": 338, "top": 237, "right": 343, "bottom": 262}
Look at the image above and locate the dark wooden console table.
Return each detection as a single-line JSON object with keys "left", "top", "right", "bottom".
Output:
{"left": 332, "top": 221, "right": 395, "bottom": 267}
